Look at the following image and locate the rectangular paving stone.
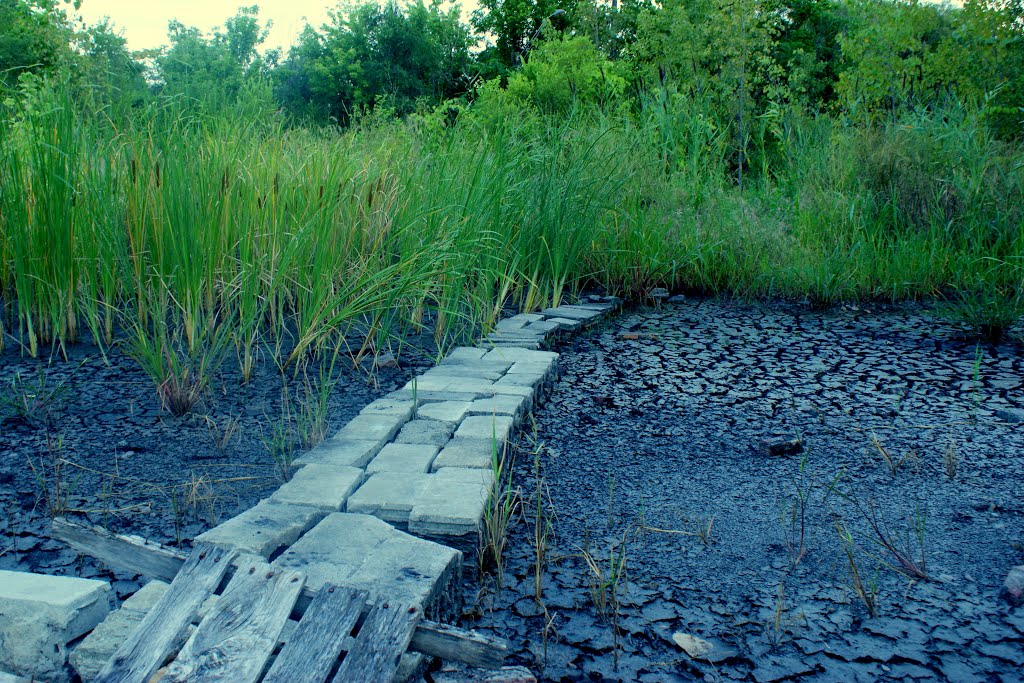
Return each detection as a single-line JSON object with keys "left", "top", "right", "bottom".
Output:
{"left": 455, "top": 415, "right": 515, "bottom": 444}
{"left": 395, "top": 418, "right": 456, "bottom": 447}
{"left": 269, "top": 464, "right": 364, "bottom": 511}
{"left": 409, "top": 468, "right": 494, "bottom": 537}
{"left": 416, "top": 400, "right": 472, "bottom": 424}
{"left": 488, "top": 380, "right": 536, "bottom": 401}
{"left": 272, "top": 513, "right": 462, "bottom": 620}
{"left": 195, "top": 500, "right": 324, "bottom": 557}
{"left": 388, "top": 389, "right": 485, "bottom": 404}
{"left": 541, "top": 305, "right": 603, "bottom": 320}
{"left": 332, "top": 412, "right": 409, "bottom": 449}
{"left": 367, "top": 443, "right": 440, "bottom": 474}
{"left": 524, "top": 320, "right": 562, "bottom": 334}
{"left": 467, "top": 394, "right": 529, "bottom": 419}
{"left": 292, "top": 437, "right": 380, "bottom": 469}
{"left": 0, "top": 571, "right": 111, "bottom": 681}
{"left": 404, "top": 376, "right": 498, "bottom": 395}
{"left": 431, "top": 437, "right": 498, "bottom": 471}
{"left": 346, "top": 472, "right": 430, "bottom": 523}
{"left": 483, "top": 348, "right": 558, "bottom": 365}
{"left": 444, "top": 346, "right": 487, "bottom": 362}
{"left": 544, "top": 316, "right": 583, "bottom": 330}
{"left": 359, "top": 397, "right": 416, "bottom": 420}
{"left": 420, "top": 365, "right": 506, "bottom": 381}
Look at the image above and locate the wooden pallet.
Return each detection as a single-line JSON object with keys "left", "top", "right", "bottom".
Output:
{"left": 93, "top": 543, "right": 425, "bottom": 683}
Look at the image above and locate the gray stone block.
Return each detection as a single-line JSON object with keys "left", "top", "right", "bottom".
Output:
{"left": 195, "top": 500, "right": 324, "bottom": 557}
{"left": 69, "top": 581, "right": 169, "bottom": 682}
{"left": 346, "top": 471, "right": 430, "bottom": 523}
{"left": 409, "top": 468, "right": 494, "bottom": 537}
{"left": 416, "top": 400, "right": 472, "bottom": 424}
{"left": 360, "top": 397, "right": 416, "bottom": 420}
{"left": 467, "top": 395, "right": 529, "bottom": 419}
{"left": 404, "top": 376, "right": 498, "bottom": 396}
{"left": 421, "top": 365, "right": 506, "bottom": 381}
{"left": 395, "top": 419, "right": 456, "bottom": 447}
{"left": 431, "top": 437, "right": 497, "bottom": 471}
{"left": 541, "top": 305, "right": 603, "bottom": 320}
{"left": 292, "top": 438, "right": 381, "bottom": 468}
{"left": 455, "top": 415, "right": 515, "bottom": 443}
{"left": 367, "top": 443, "right": 440, "bottom": 474}
{"left": 332, "top": 412, "right": 409, "bottom": 449}
{"left": 524, "top": 320, "right": 562, "bottom": 334}
{"left": 444, "top": 346, "right": 487, "bottom": 362}
{"left": 544, "top": 316, "right": 583, "bottom": 330}
{"left": 270, "top": 464, "right": 364, "bottom": 511}
{"left": 273, "top": 513, "right": 463, "bottom": 620}
{"left": 483, "top": 348, "right": 558, "bottom": 365}
{"left": 388, "top": 389, "right": 484, "bottom": 404}
{"left": 0, "top": 571, "right": 111, "bottom": 681}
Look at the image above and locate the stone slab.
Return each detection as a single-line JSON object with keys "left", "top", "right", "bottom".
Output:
{"left": 69, "top": 581, "right": 169, "bottom": 682}
{"left": 195, "top": 500, "right": 325, "bottom": 557}
{"left": 541, "top": 305, "right": 603, "bottom": 320}
{"left": 482, "top": 348, "right": 558, "bottom": 365}
{"left": 359, "top": 397, "right": 417, "bottom": 420}
{"left": 367, "top": 443, "right": 441, "bottom": 474}
{"left": 523, "top": 320, "right": 562, "bottom": 334}
{"left": 272, "top": 513, "right": 463, "bottom": 620}
{"left": 431, "top": 437, "right": 497, "bottom": 471}
{"left": 332, "top": 412, "right": 409, "bottom": 449}
{"left": 270, "top": 464, "right": 364, "bottom": 511}
{"left": 455, "top": 415, "right": 515, "bottom": 443}
{"left": 416, "top": 401, "right": 473, "bottom": 424}
{"left": 409, "top": 469, "right": 494, "bottom": 537}
{"left": 421, "top": 365, "right": 506, "bottom": 381}
{"left": 0, "top": 571, "right": 111, "bottom": 681}
{"left": 394, "top": 418, "right": 456, "bottom": 447}
{"left": 544, "top": 316, "right": 582, "bottom": 330}
{"left": 404, "top": 376, "right": 498, "bottom": 395}
{"left": 292, "top": 438, "right": 380, "bottom": 468}
{"left": 346, "top": 472, "right": 430, "bottom": 523}
{"left": 444, "top": 347, "right": 487, "bottom": 362}
{"left": 467, "top": 395, "right": 529, "bottom": 419}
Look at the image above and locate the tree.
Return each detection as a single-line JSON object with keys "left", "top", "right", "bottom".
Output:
{"left": 0, "top": 0, "right": 76, "bottom": 90}
{"left": 472, "top": 0, "right": 575, "bottom": 68}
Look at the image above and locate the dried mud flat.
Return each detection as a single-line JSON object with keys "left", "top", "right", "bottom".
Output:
{"left": 466, "top": 299, "right": 1024, "bottom": 683}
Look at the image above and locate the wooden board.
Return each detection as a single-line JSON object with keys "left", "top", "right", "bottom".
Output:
{"left": 332, "top": 602, "right": 421, "bottom": 683}
{"left": 53, "top": 518, "right": 509, "bottom": 669}
{"left": 262, "top": 585, "right": 367, "bottom": 683}
{"left": 93, "top": 543, "right": 237, "bottom": 683}
{"left": 160, "top": 557, "right": 305, "bottom": 683}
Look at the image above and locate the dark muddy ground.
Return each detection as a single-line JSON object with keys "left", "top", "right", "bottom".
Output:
{"left": 464, "top": 299, "right": 1024, "bottom": 683}
{"left": 0, "top": 326, "right": 438, "bottom": 599}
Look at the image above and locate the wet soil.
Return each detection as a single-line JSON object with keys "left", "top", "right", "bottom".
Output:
{"left": 464, "top": 298, "right": 1024, "bottom": 683}
{"left": 0, "top": 328, "right": 438, "bottom": 599}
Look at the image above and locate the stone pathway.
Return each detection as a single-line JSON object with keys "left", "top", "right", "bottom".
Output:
{"left": 186, "top": 298, "right": 619, "bottom": 621}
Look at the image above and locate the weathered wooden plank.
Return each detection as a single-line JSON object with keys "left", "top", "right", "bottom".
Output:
{"left": 52, "top": 517, "right": 184, "bottom": 581}
{"left": 160, "top": 557, "right": 305, "bottom": 683}
{"left": 332, "top": 602, "right": 421, "bottom": 683}
{"left": 53, "top": 519, "right": 509, "bottom": 668}
{"left": 93, "top": 543, "right": 237, "bottom": 683}
{"left": 262, "top": 585, "right": 367, "bottom": 683}
{"left": 408, "top": 622, "right": 510, "bottom": 670}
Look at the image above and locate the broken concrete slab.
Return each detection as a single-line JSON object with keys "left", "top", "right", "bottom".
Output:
{"left": 269, "top": 464, "right": 364, "bottom": 511}
{"left": 0, "top": 571, "right": 111, "bottom": 681}
{"left": 431, "top": 437, "right": 498, "bottom": 471}
{"left": 366, "top": 443, "right": 441, "bottom": 474}
{"left": 272, "top": 513, "right": 463, "bottom": 620}
{"left": 195, "top": 500, "right": 324, "bottom": 557}
{"left": 69, "top": 581, "right": 169, "bottom": 682}
{"left": 346, "top": 471, "right": 430, "bottom": 523}
{"left": 292, "top": 437, "right": 381, "bottom": 469}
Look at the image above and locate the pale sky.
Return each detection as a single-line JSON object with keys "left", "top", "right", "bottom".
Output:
{"left": 73, "top": 0, "right": 475, "bottom": 54}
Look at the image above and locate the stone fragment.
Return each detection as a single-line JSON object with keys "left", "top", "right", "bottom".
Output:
{"left": 69, "top": 581, "right": 169, "bottom": 682}
{"left": 995, "top": 408, "right": 1024, "bottom": 423}
{"left": 366, "top": 443, "right": 441, "bottom": 474}
{"left": 758, "top": 436, "right": 804, "bottom": 456}
{"left": 395, "top": 419, "right": 456, "bottom": 447}
{"left": 272, "top": 513, "right": 462, "bottom": 620}
{"left": 292, "top": 438, "right": 380, "bottom": 468}
{"left": 269, "top": 464, "right": 364, "bottom": 511}
{"left": 1003, "top": 565, "right": 1024, "bottom": 606}
{"left": 195, "top": 500, "right": 324, "bottom": 557}
{"left": 0, "top": 571, "right": 112, "bottom": 681}
{"left": 409, "top": 468, "right": 494, "bottom": 537}
{"left": 346, "top": 472, "right": 430, "bottom": 523}
{"left": 649, "top": 287, "right": 670, "bottom": 300}
{"left": 432, "top": 437, "right": 497, "bottom": 471}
